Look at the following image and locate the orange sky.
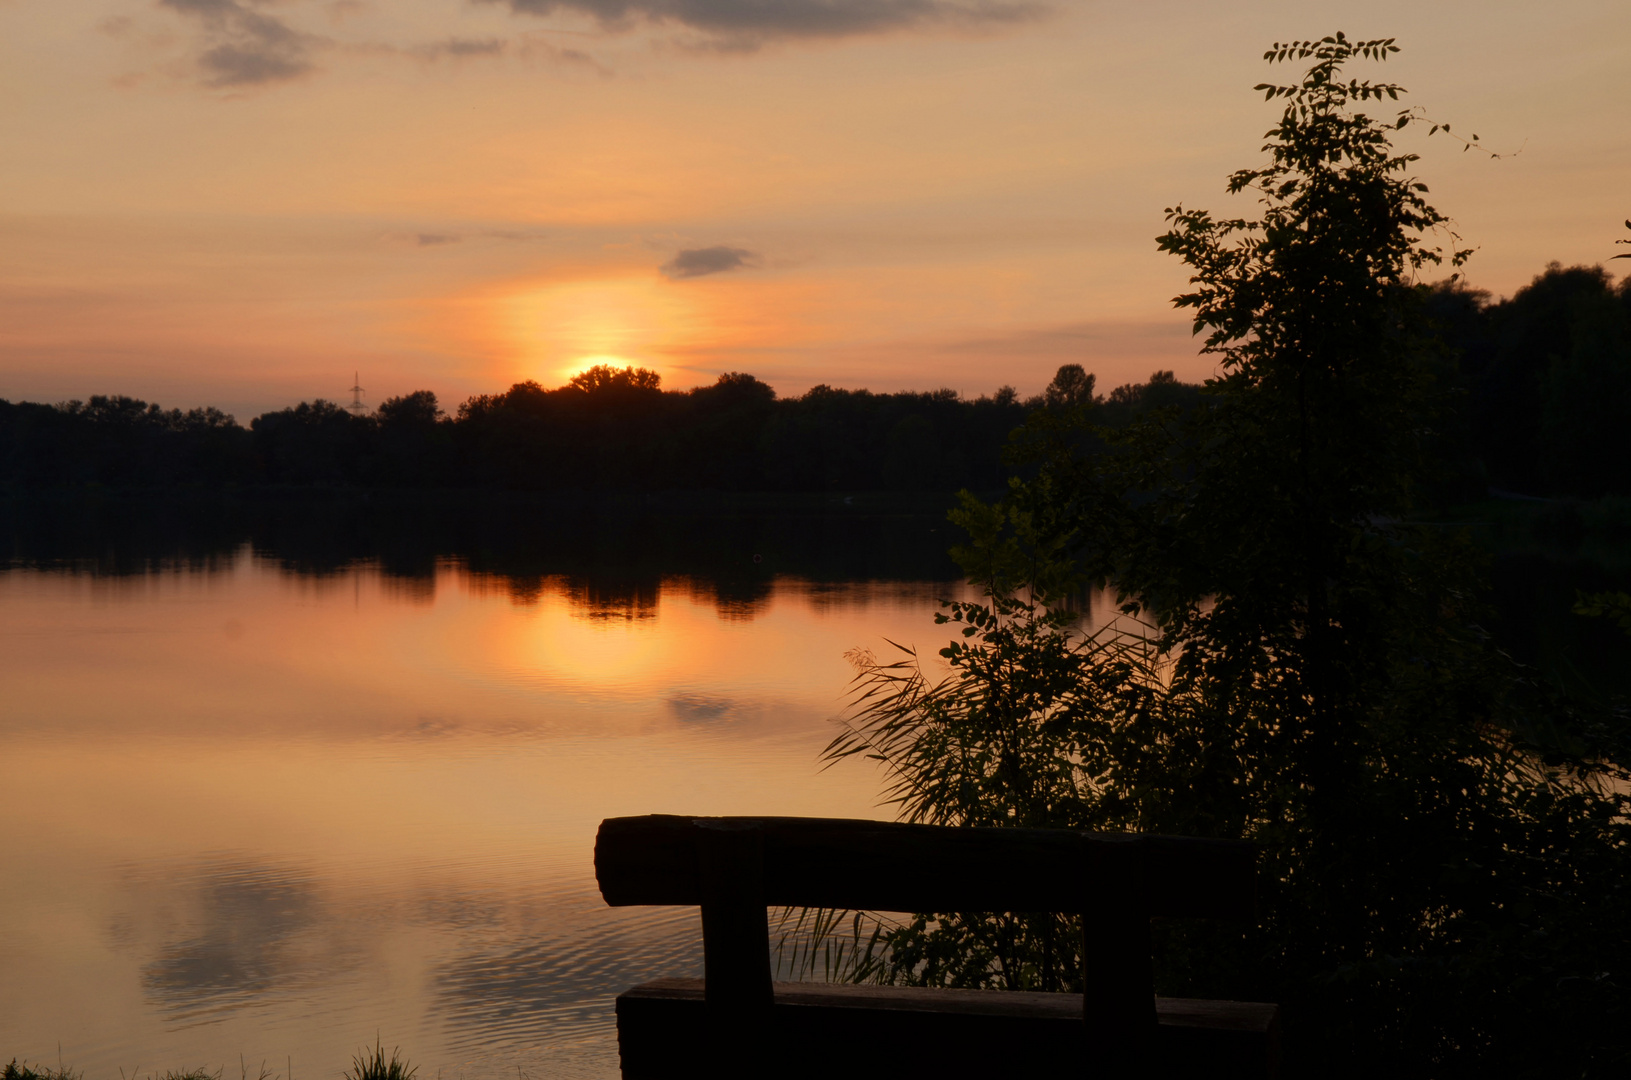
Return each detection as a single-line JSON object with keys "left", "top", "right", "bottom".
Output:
{"left": 0, "top": 0, "right": 1626, "bottom": 419}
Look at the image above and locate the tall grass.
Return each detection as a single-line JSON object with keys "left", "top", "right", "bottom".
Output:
{"left": 343, "top": 1042, "right": 416, "bottom": 1080}
{"left": 5, "top": 1061, "right": 80, "bottom": 1080}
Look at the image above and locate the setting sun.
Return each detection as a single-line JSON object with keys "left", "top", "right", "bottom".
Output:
{"left": 563, "top": 355, "right": 643, "bottom": 384}
{"left": 499, "top": 277, "right": 701, "bottom": 389}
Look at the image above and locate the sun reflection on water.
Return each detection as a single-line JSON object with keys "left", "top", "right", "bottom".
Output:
{"left": 0, "top": 554, "right": 966, "bottom": 1080}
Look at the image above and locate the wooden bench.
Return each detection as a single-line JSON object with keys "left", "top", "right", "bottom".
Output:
{"left": 596, "top": 814, "right": 1280, "bottom": 1078}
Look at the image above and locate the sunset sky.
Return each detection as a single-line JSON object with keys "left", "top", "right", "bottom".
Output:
{"left": 1, "top": 0, "right": 1626, "bottom": 419}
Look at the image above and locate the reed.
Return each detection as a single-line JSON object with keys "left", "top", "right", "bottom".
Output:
{"left": 343, "top": 1042, "right": 416, "bottom": 1080}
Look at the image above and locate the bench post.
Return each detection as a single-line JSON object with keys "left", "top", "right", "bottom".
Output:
{"left": 1080, "top": 837, "right": 1156, "bottom": 1075}
{"left": 697, "top": 820, "right": 773, "bottom": 1074}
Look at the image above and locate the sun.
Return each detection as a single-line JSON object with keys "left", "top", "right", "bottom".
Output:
{"left": 562, "top": 354, "right": 642, "bottom": 384}
{"left": 501, "top": 276, "right": 693, "bottom": 389}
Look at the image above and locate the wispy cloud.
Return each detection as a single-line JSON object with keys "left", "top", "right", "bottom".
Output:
{"left": 938, "top": 319, "right": 1194, "bottom": 357}
{"left": 158, "top": 0, "right": 321, "bottom": 87}
{"left": 408, "top": 36, "right": 508, "bottom": 60}
{"left": 139, "top": 0, "right": 1034, "bottom": 92}
{"left": 151, "top": 3, "right": 526, "bottom": 89}
{"left": 482, "top": 0, "right": 1047, "bottom": 49}
{"left": 324, "top": 0, "right": 369, "bottom": 22}
{"left": 380, "top": 228, "right": 548, "bottom": 247}
{"left": 660, "top": 245, "right": 759, "bottom": 280}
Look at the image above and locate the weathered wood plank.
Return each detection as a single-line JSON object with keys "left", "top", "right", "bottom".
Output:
{"left": 595, "top": 815, "right": 1257, "bottom": 919}
{"left": 616, "top": 979, "right": 1281, "bottom": 1080}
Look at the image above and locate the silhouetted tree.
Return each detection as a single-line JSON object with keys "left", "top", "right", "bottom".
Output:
{"left": 678, "top": 372, "right": 777, "bottom": 488}
{"left": 250, "top": 399, "right": 371, "bottom": 486}
{"left": 569, "top": 363, "right": 662, "bottom": 394}
{"left": 374, "top": 390, "right": 448, "bottom": 486}
{"left": 823, "top": 33, "right": 1631, "bottom": 1076}
{"left": 1449, "top": 263, "right": 1631, "bottom": 495}
{"left": 377, "top": 390, "right": 442, "bottom": 428}
{"left": 1041, "top": 363, "right": 1098, "bottom": 409}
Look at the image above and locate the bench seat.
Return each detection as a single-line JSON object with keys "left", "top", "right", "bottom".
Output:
{"left": 617, "top": 977, "right": 1280, "bottom": 1078}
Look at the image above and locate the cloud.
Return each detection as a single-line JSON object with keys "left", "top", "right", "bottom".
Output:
{"left": 939, "top": 319, "right": 1194, "bottom": 357}
{"left": 484, "top": 229, "right": 548, "bottom": 240}
{"left": 159, "top": 0, "right": 320, "bottom": 87}
{"left": 515, "top": 36, "right": 613, "bottom": 75}
{"left": 325, "top": 0, "right": 369, "bottom": 21}
{"left": 660, "top": 245, "right": 758, "bottom": 280}
{"left": 380, "top": 229, "right": 546, "bottom": 247}
{"left": 140, "top": 0, "right": 1032, "bottom": 93}
{"left": 481, "top": 0, "right": 1046, "bottom": 47}
{"left": 409, "top": 36, "right": 508, "bottom": 60}
{"left": 98, "top": 15, "right": 137, "bottom": 39}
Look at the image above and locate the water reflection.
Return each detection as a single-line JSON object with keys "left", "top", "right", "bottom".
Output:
{"left": 0, "top": 492, "right": 961, "bottom": 590}
{"left": 665, "top": 693, "right": 740, "bottom": 723}
{"left": 434, "top": 904, "right": 701, "bottom": 1052}
{"left": 570, "top": 578, "right": 661, "bottom": 622}
{"left": 8, "top": 495, "right": 1623, "bottom": 1080}
{"left": 137, "top": 863, "right": 330, "bottom": 1019}
{"left": 0, "top": 500, "right": 963, "bottom": 1080}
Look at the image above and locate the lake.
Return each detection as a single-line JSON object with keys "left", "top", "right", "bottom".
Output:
{"left": 0, "top": 495, "right": 1036, "bottom": 1080}
{"left": 4, "top": 493, "right": 1625, "bottom": 1080}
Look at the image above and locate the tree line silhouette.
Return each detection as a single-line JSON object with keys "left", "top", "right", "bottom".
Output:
{"left": 1431, "top": 261, "right": 1631, "bottom": 497}
{"left": 0, "top": 255, "right": 1626, "bottom": 496}
{"left": 0, "top": 366, "right": 1192, "bottom": 493}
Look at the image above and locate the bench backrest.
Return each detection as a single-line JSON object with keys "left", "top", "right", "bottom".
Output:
{"left": 596, "top": 814, "right": 1256, "bottom": 918}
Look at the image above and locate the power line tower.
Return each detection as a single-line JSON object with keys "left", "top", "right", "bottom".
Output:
{"left": 346, "top": 372, "right": 368, "bottom": 415}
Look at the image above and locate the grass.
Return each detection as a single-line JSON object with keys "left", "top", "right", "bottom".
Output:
{"left": 118, "top": 1055, "right": 283, "bottom": 1080}
{"left": 5, "top": 1062, "right": 80, "bottom": 1080}
{"left": 5, "top": 1047, "right": 420, "bottom": 1080}
{"left": 343, "top": 1044, "right": 416, "bottom": 1080}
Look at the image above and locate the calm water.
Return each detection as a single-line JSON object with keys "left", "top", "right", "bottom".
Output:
{"left": 0, "top": 501, "right": 1022, "bottom": 1080}
{"left": 9, "top": 495, "right": 1623, "bottom": 1080}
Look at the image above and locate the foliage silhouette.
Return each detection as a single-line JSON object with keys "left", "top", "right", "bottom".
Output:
{"left": 812, "top": 33, "right": 1631, "bottom": 1077}
{"left": 1434, "top": 264, "right": 1631, "bottom": 497}
{"left": 568, "top": 363, "right": 662, "bottom": 394}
